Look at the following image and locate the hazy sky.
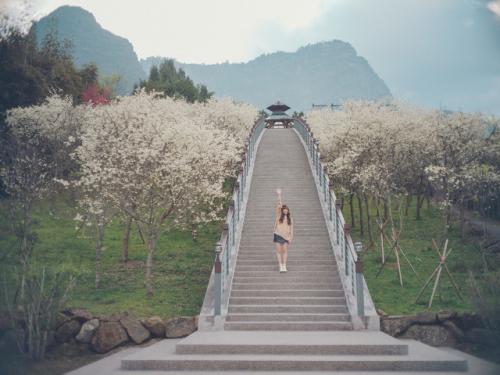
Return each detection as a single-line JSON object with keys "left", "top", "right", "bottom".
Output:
{"left": 3, "top": 0, "right": 500, "bottom": 114}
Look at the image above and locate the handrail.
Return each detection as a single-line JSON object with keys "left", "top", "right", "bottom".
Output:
{"left": 199, "top": 115, "right": 267, "bottom": 329}
{"left": 292, "top": 116, "right": 379, "bottom": 330}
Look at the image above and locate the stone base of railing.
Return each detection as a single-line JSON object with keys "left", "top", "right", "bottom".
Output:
{"left": 198, "top": 314, "right": 225, "bottom": 331}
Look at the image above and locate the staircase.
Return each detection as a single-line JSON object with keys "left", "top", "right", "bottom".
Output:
{"left": 225, "top": 128, "right": 352, "bottom": 331}
{"left": 120, "top": 124, "right": 469, "bottom": 372}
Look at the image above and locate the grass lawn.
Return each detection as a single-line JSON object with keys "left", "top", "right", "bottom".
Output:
{"left": 0, "top": 195, "right": 220, "bottom": 320}
{"left": 340, "top": 196, "right": 487, "bottom": 315}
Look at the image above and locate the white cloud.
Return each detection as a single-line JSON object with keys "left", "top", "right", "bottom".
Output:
{"left": 488, "top": 0, "right": 500, "bottom": 17}
{"left": 35, "top": 0, "right": 328, "bottom": 63}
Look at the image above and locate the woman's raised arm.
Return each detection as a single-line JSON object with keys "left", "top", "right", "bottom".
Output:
{"left": 275, "top": 188, "right": 282, "bottom": 217}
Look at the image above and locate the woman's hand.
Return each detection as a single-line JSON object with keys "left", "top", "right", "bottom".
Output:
{"left": 276, "top": 188, "right": 282, "bottom": 195}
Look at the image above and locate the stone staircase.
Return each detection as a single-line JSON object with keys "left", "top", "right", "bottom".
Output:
{"left": 225, "top": 128, "right": 352, "bottom": 331}
{"left": 120, "top": 127, "right": 468, "bottom": 373}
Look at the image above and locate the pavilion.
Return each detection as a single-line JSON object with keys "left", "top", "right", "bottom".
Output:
{"left": 265, "top": 101, "right": 293, "bottom": 128}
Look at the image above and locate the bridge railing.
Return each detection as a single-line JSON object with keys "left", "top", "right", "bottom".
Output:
{"left": 198, "top": 115, "right": 267, "bottom": 330}
{"left": 293, "top": 116, "right": 379, "bottom": 330}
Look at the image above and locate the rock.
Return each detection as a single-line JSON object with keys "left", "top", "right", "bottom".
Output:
{"left": 442, "top": 320, "right": 465, "bottom": 340}
{"left": 143, "top": 316, "right": 165, "bottom": 338}
{"left": 91, "top": 321, "right": 129, "bottom": 353}
{"left": 164, "top": 316, "right": 197, "bottom": 338}
{"left": 120, "top": 313, "right": 150, "bottom": 344}
{"left": 399, "top": 324, "right": 457, "bottom": 347}
{"left": 376, "top": 309, "right": 388, "bottom": 316}
{"left": 380, "top": 315, "right": 414, "bottom": 336}
{"left": 55, "top": 319, "right": 81, "bottom": 343}
{"left": 97, "top": 312, "right": 126, "bottom": 322}
{"left": 437, "top": 310, "right": 456, "bottom": 322}
{"left": 465, "top": 328, "right": 497, "bottom": 346}
{"left": 55, "top": 312, "right": 72, "bottom": 328}
{"left": 65, "top": 308, "right": 93, "bottom": 322}
{"left": 453, "top": 312, "right": 484, "bottom": 331}
{"left": 415, "top": 311, "right": 436, "bottom": 324}
{"left": 76, "top": 318, "right": 100, "bottom": 344}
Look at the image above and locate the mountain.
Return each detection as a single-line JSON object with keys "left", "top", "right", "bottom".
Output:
{"left": 32, "top": 6, "right": 146, "bottom": 95}
{"left": 141, "top": 41, "right": 392, "bottom": 111}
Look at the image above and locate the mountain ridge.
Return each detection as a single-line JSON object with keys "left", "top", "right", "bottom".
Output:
{"left": 141, "top": 40, "right": 392, "bottom": 111}
{"left": 33, "top": 6, "right": 391, "bottom": 110}
{"left": 32, "top": 5, "right": 146, "bottom": 95}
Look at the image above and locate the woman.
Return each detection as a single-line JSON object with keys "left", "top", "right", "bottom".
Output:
{"left": 273, "top": 188, "right": 293, "bottom": 272}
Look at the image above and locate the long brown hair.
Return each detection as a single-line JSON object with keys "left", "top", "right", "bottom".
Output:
{"left": 279, "top": 204, "right": 292, "bottom": 225}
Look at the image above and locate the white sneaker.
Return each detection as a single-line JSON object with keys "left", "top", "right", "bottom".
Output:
{"left": 279, "top": 264, "right": 284, "bottom": 272}
{"left": 283, "top": 264, "right": 287, "bottom": 272}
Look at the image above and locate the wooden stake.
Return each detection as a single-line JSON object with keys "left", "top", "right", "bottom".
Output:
{"left": 415, "top": 238, "right": 462, "bottom": 307}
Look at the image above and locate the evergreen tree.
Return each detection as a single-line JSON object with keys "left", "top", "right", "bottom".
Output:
{"left": 140, "top": 58, "right": 214, "bottom": 103}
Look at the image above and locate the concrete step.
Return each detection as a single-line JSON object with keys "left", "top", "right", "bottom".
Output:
{"left": 235, "top": 265, "right": 337, "bottom": 271}
{"left": 121, "top": 338, "right": 467, "bottom": 372}
{"left": 224, "top": 321, "right": 354, "bottom": 331}
{"left": 239, "top": 245, "right": 333, "bottom": 250}
{"left": 233, "top": 274, "right": 341, "bottom": 282}
{"left": 231, "top": 282, "right": 338, "bottom": 290}
{"left": 225, "top": 313, "right": 351, "bottom": 322}
{"left": 233, "top": 271, "right": 340, "bottom": 278}
{"left": 227, "top": 304, "right": 349, "bottom": 314}
{"left": 236, "top": 254, "right": 334, "bottom": 260}
{"left": 229, "top": 297, "right": 346, "bottom": 305}
{"left": 230, "top": 289, "right": 345, "bottom": 298}
{"left": 235, "top": 259, "right": 335, "bottom": 265}
{"left": 174, "top": 331, "right": 407, "bottom": 356}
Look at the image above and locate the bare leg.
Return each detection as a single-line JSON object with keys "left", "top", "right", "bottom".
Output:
{"left": 275, "top": 243, "right": 283, "bottom": 267}
{"left": 282, "top": 243, "right": 288, "bottom": 268}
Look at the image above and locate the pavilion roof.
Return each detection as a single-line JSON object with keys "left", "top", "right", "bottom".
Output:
{"left": 267, "top": 101, "right": 290, "bottom": 113}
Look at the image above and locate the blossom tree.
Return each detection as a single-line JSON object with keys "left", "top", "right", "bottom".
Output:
{"left": 74, "top": 90, "right": 254, "bottom": 296}
{"left": 1, "top": 95, "right": 81, "bottom": 267}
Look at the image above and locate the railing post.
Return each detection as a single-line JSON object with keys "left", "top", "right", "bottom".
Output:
{"left": 229, "top": 200, "right": 235, "bottom": 248}
{"left": 323, "top": 166, "right": 328, "bottom": 203}
{"left": 328, "top": 180, "right": 334, "bottom": 221}
{"left": 354, "top": 241, "right": 365, "bottom": 317}
{"left": 343, "top": 223, "right": 350, "bottom": 275}
{"left": 335, "top": 199, "right": 342, "bottom": 245}
{"left": 235, "top": 181, "right": 240, "bottom": 222}
{"left": 214, "top": 241, "right": 222, "bottom": 315}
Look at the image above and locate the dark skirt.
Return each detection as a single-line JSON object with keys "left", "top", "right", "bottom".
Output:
{"left": 273, "top": 233, "right": 289, "bottom": 244}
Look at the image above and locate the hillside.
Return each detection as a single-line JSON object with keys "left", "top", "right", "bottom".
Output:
{"left": 142, "top": 41, "right": 392, "bottom": 111}
{"left": 32, "top": 6, "right": 146, "bottom": 95}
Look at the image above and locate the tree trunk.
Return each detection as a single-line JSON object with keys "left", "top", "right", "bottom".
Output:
{"left": 365, "top": 195, "right": 373, "bottom": 246}
{"left": 357, "top": 194, "right": 364, "bottom": 236}
{"left": 383, "top": 200, "right": 389, "bottom": 221}
{"left": 404, "top": 194, "right": 412, "bottom": 217}
{"left": 146, "top": 236, "right": 157, "bottom": 297}
{"left": 95, "top": 219, "right": 104, "bottom": 289}
{"left": 349, "top": 193, "right": 355, "bottom": 228}
{"left": 122, "top": 216, "right": 132, "bottom": 263}
{"left": 416, "top": 193, "right": 424, "bottom": 220}
{"left": 459, "top": 202, "right": 465, "bottom": 238}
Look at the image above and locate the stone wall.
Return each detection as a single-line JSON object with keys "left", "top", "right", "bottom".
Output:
{"left": 379, "top": 310, "right": 496, "bottom": 349}
{"left": 0, "top": 309, "right": 198, "bottom": 355}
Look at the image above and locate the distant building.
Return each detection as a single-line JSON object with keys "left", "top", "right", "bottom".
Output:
{"left": 311, "top": 103, "right": 343, "bottom": 111}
